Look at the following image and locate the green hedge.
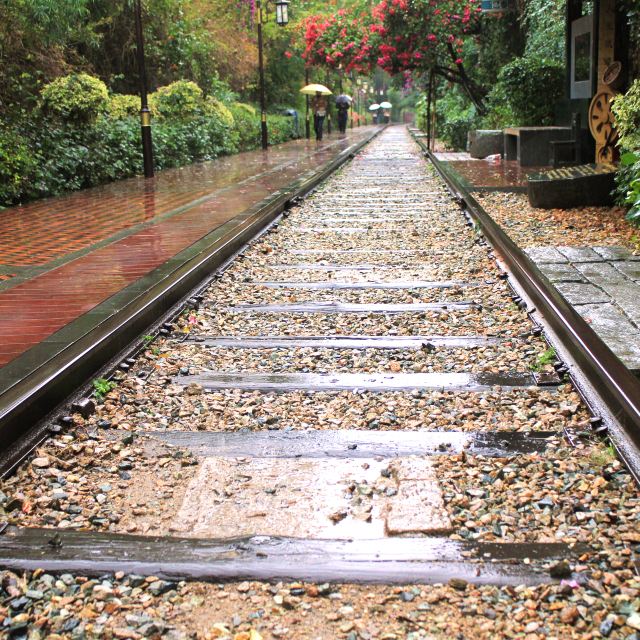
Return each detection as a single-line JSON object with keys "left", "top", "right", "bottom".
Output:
{"left": 0, "top": 81, "right": 299, "bottom": 207}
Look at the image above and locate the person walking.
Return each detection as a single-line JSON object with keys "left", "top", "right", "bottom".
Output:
{"left": 336, "top": 97, "right": 350, "bottom": 134}
{"left": 312, "top": 92, "right": 328, "bottom": 141}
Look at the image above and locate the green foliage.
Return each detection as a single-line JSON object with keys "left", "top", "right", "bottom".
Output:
{"left": 40, "top": 73, "right": 109, "bottom": 123}
{"left": 205, "top": 97, "right": 235, "bottom": 128}
{"left": 612, "top": 80, "right": 640, "bottom": 153}
{"left": 92, "top": 377, "right": 115, "bottom": 401}
{"left": 520, "top": 0, "right": 566, "bottom": 64}
{"left": 617, "top": 153, "right": 640, "bottom": 226}
{"left": 488, "top": 57, "right": 564, "bottom": 126}
{"left": 0, "top": 127, "right": 38, "bottom": 206}
{"left": 108, "top": 94, "right": 140, "bottom": 120}
{"left": 612, "top": 81, "right": 640, "bottom": 226}
{"left": 0, "top": 75, "right": 298, "bottom": 207}
{"left": 435, "top": 89, "right": 478, "bottom": 150}
{"left": 232, "top": 102, "right": 257, "bottom": 117}
{"left": 530, "top": 347, "right": 557, "bottom": 372}
{"left": 149, "top": 80, "right": 205, "bottom": 119}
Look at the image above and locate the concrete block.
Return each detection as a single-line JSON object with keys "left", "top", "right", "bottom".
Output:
{"left": 599, "top": 282, "right": 640, "bottom": 327}
{"left": 576, "top": 303, "right": 640, "bottom": 372}
{"left": 592, "top": 246, "right": 640, "bottom": 262}
{"left": 575, "top": 262, "right": 627, "bottom": 285}
{"left": 525, "top": 247, "right": 568, "bottom": 264}
{"left": 555, "top": 282, "right": 610, "bottom": 305}
{"left": 467, "top": 130, "right": 503, "bottom": 159}
{"left": 613, "top": 262, "right": 640, "bottom": 282}
{"left": 556, "top": 246, "right": 604, "bottom": 263}
{"left": 538, "top": 263, "right": 586, "bottom": 283}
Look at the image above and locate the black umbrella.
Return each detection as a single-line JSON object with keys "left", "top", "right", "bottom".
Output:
{"left": 335, "top": 94, "right": 352, "bottom": 107}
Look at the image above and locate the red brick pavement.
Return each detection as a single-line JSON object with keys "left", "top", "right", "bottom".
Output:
{"left": 0, "top": 130, "right": 374, "bottom": 367}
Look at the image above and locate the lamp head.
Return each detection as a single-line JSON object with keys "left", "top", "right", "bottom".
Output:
{"left": 275, "top": 0, "right": 290, "bottom": 26}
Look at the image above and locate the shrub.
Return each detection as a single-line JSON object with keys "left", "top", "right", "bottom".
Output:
{"left": 0, "top": 127, "right": 38, "bottom": 205}
{"left": 228, "top": 103, "right": 261, "bottom": 151}
{"left": 205, "top": 97, "right": 235, "bottom": 128}
{"left": 149, "top": 80, "right": 205, "bottom": 119}
{"left": 232, "top": 102, "right": 257, "bottom": 117}
{"left": 612, "top": 79, "right": 640, "bottom": 152}
{"left": 435, "top": 90, "right": 479, "bottom": 150}
{"left": 612, "top": 81, "right": 640, "bottom": 226}
{"left": 109, "top": 94, "right": 140, "bottom": 120}
{"left": 40, "top": 73, "right": 109, "bottom": 123}
{"left": 489, "top": 57, "right": 564, "bottom": 125}
{"left": 616, "top": 152, "right": 640, "bottom": 226}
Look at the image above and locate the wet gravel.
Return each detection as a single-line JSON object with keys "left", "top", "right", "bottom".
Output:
{"left": 1, "top": 127, "right": 639, "bottom": 639}
{"left": 476, "top": 192, "right": 638, "bottom": 251}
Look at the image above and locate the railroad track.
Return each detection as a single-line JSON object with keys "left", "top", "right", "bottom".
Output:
{"left": 1, "top": 127, "right": 640, "bottom": 638}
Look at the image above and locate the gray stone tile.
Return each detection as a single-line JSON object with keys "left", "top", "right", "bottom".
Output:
{"left": 613, "top": 261, "right": 640, "bottom": 282}
{"left": 576, "top": 303, "right": 640, "bottom": 372}
{"left": 554, "top": 282, "right": 610, "bottom": 305}
{"left": 524, "top": 247, "right": 567, "bottom": 264}
{"left": 557, "top": 246, "right": 603, "bottom": 263}
{"left": 599, "top": 282, "right": 640, "bottom": 327}
{"left": 538, "top": 263, "right": 586, "bottom": 283}
{"left": 592, "top": 246, "right": 640, "bottom": 261}
{"left": 575, "top": 262, "right": 627, "bottom": 285}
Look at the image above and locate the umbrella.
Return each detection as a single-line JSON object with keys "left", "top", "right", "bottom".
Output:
{"left": 335, "top": 94, "right": 352, "bottom": 106}
{"left": 379, "top": 101, "right": 392, "bottom": 109}
{"left": 300, "top": 84, "right": 332, "bottom": 95}
{"left": 369, "top": 103, "right": 380, "bottom": 111}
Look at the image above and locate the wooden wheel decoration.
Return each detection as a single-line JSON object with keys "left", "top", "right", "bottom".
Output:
{"left": 589, "top": 88, "right": 618, "bottom": 164}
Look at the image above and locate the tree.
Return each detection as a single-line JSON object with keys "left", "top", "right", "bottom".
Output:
{"left": 298, "top": 0, "right": 486, "bottom": 113}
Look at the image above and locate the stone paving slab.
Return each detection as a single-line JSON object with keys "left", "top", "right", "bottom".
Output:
{"left": 524, "top": 247, "right": 568, "bottom": 264}
{"left": 614, "top": 261, "right": 640, "bottom": 281}
{"left": 575, "top": 304, "right": 640, "bottom": 371}
{"left": 574, "top": 261, "right": 627, "bottom": 285}
{"left": 0, "top": 128, "right": 376, "bottom": 370}
{"left": 526, "top": 245, "right": 640, "bottom": 373}
{"left": 554, "top": 282, "right": 611, "bottom": 305}
{"left": 593, "top": 246, "right": 640, "bottom": 261}
{"left": 556, "top": 246, "right": 604, "bottom": 263}
{"left": 537, "top": 263, "right": 586, "bottom": 283}
{"left": 599, "top": 283, "right": 640, "bottom": 326}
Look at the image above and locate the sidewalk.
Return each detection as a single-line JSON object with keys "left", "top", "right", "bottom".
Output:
{"left": 434, "top": 151, "right": 640, "bottom": 374}
{"left": 0, "top": 128, "right": 377, "bottom": 380}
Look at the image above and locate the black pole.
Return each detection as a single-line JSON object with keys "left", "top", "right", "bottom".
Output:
{"left": 257, "top": 0, "right": 268, "bottom": 150}
{"left": 134, "top": 0, "right": 154, "bottom": 178}
{"left": 305, "top": 68, "right": 311, "bottom": 139}
{"left": 326, "top": 71, "right": 332, "bottom": 135}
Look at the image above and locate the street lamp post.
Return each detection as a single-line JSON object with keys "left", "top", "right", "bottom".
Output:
{"left": 133, "top": 0, "right": 154, "bottom": 178}
{"left": 256, "top": 0, "right": 290, "bottom": 150}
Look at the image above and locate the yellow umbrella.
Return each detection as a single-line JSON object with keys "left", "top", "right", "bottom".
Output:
{"left": 300, "top": 84, "right": 332, "bottom": 95}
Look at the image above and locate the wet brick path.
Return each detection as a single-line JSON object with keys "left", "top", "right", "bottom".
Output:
{"left": 0, "top": 130, "right": 374, "bottom": 368}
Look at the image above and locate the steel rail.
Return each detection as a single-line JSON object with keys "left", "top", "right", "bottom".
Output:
{"left": 411, "top": 132, "right": 640, "bottom": 482}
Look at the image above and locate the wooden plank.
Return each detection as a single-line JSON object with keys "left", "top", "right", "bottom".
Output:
{"left": 185, "top": 335, "right": 504, "bottom": 349}
{"left": 220, "top": 302, "right": 479, "bottom": 313}
{"left": 173, "top": 371, "right": 545, "bottom": 392}
{"left": 135, "top": 429, "right": 559, "bottom": 459}
{"left": 245, "top": 281, "right": 468, "bottom": 290}
{"left": 0, "top": 527, "right": 587, "bottom": 586}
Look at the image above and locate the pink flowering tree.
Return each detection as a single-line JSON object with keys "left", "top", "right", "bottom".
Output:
{"left": 300, "top": 0, "right": 486, "bottom": 113}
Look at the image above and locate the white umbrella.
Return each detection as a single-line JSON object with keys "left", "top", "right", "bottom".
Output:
{"left": 369, "top": 103, "right": 380, "bottom": 111}
{"left": 379, "top": 101, "right": 392, "bottom": 109}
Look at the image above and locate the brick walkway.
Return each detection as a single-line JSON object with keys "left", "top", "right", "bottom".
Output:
{"left": 0, "top": 129, "right": 375, "bottom": 368}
